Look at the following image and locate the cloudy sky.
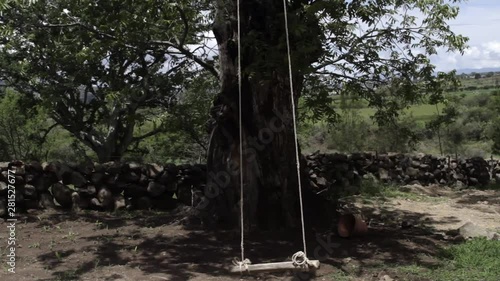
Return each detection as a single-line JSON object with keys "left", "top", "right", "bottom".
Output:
{"left": 190, "top": 1, "right": 498, "bottom": 73}
{"left": 432, "top": 0, "right": 500, "bottom": 72}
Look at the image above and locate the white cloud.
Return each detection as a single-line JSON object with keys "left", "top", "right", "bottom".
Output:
{"left": 483, "top": 41, "right": 500, "bottom": 59}
{"left": 464, "top": 46, "right": 481, "bottom": 58}
{"left": 433, "top": 40, "right": 500, "bottom": 72}
{"left": 431, "top": 1, "right": 500, "bottom": 71}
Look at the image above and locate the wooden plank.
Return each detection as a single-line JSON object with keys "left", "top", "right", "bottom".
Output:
{"left": 229, "top": 260, "right": 320, "bottom": 274}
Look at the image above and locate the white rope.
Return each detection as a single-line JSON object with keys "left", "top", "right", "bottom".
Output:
{"left": 291, "top": 251, "right": 308, "bottom": 267}
{"left": 282, "top": 0, "right": 308, "bottom": 259}
{"left": 236, "top": 0, "right": 246, "bottom": 268}
{"left": 232, "top": 257, "right": 251, "bottom": 273}
{"left": 233, "top": 0, "right": 310, "bottom": 273}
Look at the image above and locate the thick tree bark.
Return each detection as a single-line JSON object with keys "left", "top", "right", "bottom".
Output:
{"left": 202, "top": 0, "right": 324, "bottom": 229}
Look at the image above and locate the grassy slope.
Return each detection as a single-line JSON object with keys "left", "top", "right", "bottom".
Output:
{"left": 394, "top": 238, "right": 500, "bottom": 281}
{"left": 338, "top": 75, "right": 499, "bottom": 120}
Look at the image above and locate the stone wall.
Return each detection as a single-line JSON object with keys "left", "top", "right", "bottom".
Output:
{"left": 305, "top": 152, "right": 498, "bottom": 193}
{"left": 0, "top": 161, "right": 206, "bottom": 216}
{"left": 1, "top": 152, "right": 499, "bottom": 216}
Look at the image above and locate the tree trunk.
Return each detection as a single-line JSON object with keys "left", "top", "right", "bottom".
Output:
{"left": 95, "top": 144, "right": 125, "bottom": 163}
{"left": 202, "top": 0, "right": 324, "bottom": 230}
{"left": 81, "top": 117, "right": 135, "bottom": 163}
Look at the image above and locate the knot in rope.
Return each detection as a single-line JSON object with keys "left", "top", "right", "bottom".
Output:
{"left": 291, "top": 251, "right": 309, "bottom": 267}
{"left": 232, "top": 258, "right": 251, "bottom": 273}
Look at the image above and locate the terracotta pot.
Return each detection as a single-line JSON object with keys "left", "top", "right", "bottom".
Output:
{"left": 337, "top": 214, "right": 367, "bottom": 238}
{"left": 352, "top": 214, "right": 368, "bottom": 236}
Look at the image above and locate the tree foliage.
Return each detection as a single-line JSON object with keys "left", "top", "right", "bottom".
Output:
{"left": 296, "top": 0, "right": 467, "bottom": 124}
{"left": 0, "top": 89, "right": 51, "bottom": 160}
{"left": 130, "top": 70, "right": 218, "bottom": 163}
{"left": 0, "top": 0, "right": 214, "bottom": 162}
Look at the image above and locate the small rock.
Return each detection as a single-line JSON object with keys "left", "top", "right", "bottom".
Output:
{"left": 0, "top": 181, "right": 7, "bottom": 193}
{"left": 51, "top": 183, "right": 73, "bottom": 208}
{"left": 137, "top": 196, "right": 153, "bottom": 210}
{"left": 455, "top": 180, "right": 465, "bottom": 189}
{"left": 71, "top": 192, "right": 81, "bottom": 213}
{"left": 469, "top": 177, "right": 479, "bottom": 186}
{"left": 39, "top": 193, "right": 56, "bottom": 209}
{"left": 126, "top": 162, "right": 141, "bottom": 171}
{"left": 69, "top": 171, "right": 88, "bottom": 187}
{"left": 11, "top": 165, "right": 25, "bottom": 175}
{"left": 458, "top": 222, "right": 498, "bottom": 240}
{"left": 316, "top": 177, "right": 327, "bottom": 187}
{"left": 406, "top": 167, "right": 419, "bottom": 177}
{"left": 23, "top": 184, "right": 37, "bottom": 198}
{"left": 378, "top": 168, "right": 389, "bottom": 180}
{"left": 97, "top": 187, "right": 113, "bottom": 208}
{"left": 0, "top": 198, "right": 6, "bottom": 217}
{"left": 145, "top": 163, "right": 164, "bottom": 178}
{"left": 114, "top": 195, "right": 126, "bottom": 211}
{"left": 379, "top": 275, "right": 394, "bottom": 281}
{"left": 90, "top": 198, "right": 102, "bottom": 208}
{"left": 401, "top": 221, "right": 413, "bottom": 229}
{"left": 77, "top": 161, "right": 94, "bottom": 175}
{"left": 147, "top": 181, "right": 166, "bottom": 197}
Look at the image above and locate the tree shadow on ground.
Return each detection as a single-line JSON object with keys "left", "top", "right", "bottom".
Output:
{"left": 32, "top": 206, "right": 193, "bottom": 231}
{"left": 454, "top": 190, "right": 500, "bottom": 205}
{"left": 25, "top": 204, "right": 466, "bottom": 281}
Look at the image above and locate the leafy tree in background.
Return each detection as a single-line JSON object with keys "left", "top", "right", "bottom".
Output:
{"left": 0, "top": 0, "right": 210, "bottom": 162}
{"left": 372, "top": 115, "right": 422, "bottom": 153}
{"left": 488, "top": 91, "right": 500, "bottom": 155}
{"left": 129, "top": 71, "right": 218, "bottom": 163}
{"left": 444, "top": 122, "right": 465, "bottom": 159}
{"left": 324, "top": 93, "right": 371, "bottom": 152}
{"left": 490, "top": 118, "right": 500, "bottom": 155}
{"left": 0, "top": 89, "right": 52, "bottom": 160}
{"left": 427, "top": 94, "right": 462, "bottom": 155}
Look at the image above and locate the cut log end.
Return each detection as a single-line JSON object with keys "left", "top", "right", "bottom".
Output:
{"left": 228, "top": 260, "right": 320, "bottom": 274}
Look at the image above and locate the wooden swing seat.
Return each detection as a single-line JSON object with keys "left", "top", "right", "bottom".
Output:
{"left": 229, "top": 259, "right": 320, "bottom": 274}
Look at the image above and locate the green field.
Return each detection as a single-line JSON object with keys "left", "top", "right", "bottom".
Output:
{"left": 336, "top": 73, "right": 500, "bottom": 123}
{"left": 459, "top": 74, "right": 499, "bottom": 88}
{"left": 356, "top": 103, "right": 444, "bottom": 122}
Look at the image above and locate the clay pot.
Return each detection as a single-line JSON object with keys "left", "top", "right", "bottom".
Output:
{"left": 337, "top": 214, "right": 368, "bottom": 238}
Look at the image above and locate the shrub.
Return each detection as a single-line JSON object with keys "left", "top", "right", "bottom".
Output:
{"left": 442, "top": 122, "right": 465, "bottom": 157}
{"left": 0, "top": 89, "right": 51, "bottom": 161}
{"left": 462, "top": 108, "right": 493, "bottom": 124}
{"left": 462, "top": 93, "right": 491, "bottom": 108}
{"left": 326, "top": 109, "right": 372, "bottom": 152}
{"left": 369, "top": 115, "right": 422, "bottom": 153}
{"left": 461, "top": 121, "right": 488, "bottom": 141}
{"left": 489, "top": 117, "right": 500, "bottom": 154}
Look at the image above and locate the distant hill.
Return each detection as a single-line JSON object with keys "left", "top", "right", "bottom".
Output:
{"left": 454, "top": 67, "right": 500, "bottom": 75}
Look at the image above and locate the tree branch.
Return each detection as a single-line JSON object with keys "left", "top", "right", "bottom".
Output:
{"left": 41, "top": 17, "right": 219, "bottom": 79}
{"left": 149, "top": 39, "right": 219, "bottom": 78}
{"left": 38, "top": 122, "right": 58, "bottom": 143}
{"left": 175, "top": 6, "right": 189, "bottom": 48}
{"left": 132, "top": 125, "right": 165, "bottom": 142}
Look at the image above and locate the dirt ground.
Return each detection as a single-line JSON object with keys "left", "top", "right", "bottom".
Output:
{"left": 1, "top": 187, "right": 499, "bottom": 281}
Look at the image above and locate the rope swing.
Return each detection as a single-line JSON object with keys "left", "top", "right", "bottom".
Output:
{"left": 229, "top": 0, "right": 320, "bottom": 275}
